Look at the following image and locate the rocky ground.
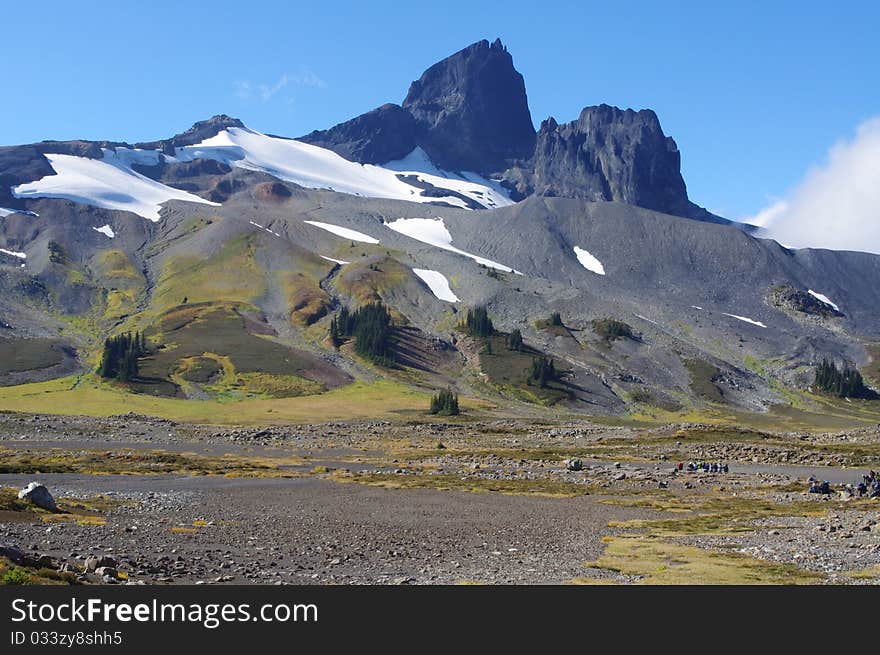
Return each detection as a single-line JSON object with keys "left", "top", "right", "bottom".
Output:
{"left": 1, "top": 412, "right": 879, "bottom": 585}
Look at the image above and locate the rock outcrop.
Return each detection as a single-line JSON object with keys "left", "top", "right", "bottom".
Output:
{"left": 401, "top": 38, "right": 536, "bottom": 174}
{"left": 300, "top": 38, "right": 535, "bottom": 175}
{"left": 299, "top": 103, "right": 417, "bottom": 164}
{"left": 502, "top": 105, "right": 724, "bottom": 222}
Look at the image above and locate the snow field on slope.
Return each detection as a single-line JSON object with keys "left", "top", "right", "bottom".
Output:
{"left": 385, "top": 217, "right": 520, "bottom": 273}
{"left": 412, "top": 268, "right": 460, "bottom": 302}
{"left": 808, "top": 290, "right": 840, "bottom": 312}
{"left": 723, "top": 313, "right": 767, "bottom": 328}
{"left": 573, "top": 246, "right": 605, "bottom": 275}
{"left": 303, "top": 220, "right": 380, "bottom": 244}
{"left": 176, "top": 130, "right": 510, "bottom": 211}
{"left": 12, "top": 149, "right": 218, "bottom": 221}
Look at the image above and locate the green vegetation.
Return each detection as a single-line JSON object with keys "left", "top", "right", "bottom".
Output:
{"left": 478, "top": 335, "right": 571, "bottom": 406}
{"left": 2, "top": 565, "right": 31, "bottom": 585}
{"left": 528, "top": 356, "right": 558, "bottom": 388}
{"left": 462, "top": 306, "right": 494, "bottom": 338}
{"left": 592, "top": 318, "right": 635, "bottom": 342}
{"left": 429, "top": 389, "right": 460, "bottom": 416}
{"left": 683, "top": 359, "right": 724, "bottom": 403}
{"left": 97, "top": 332, "right": 147, "bottom": 382}
{"left": 336, "top": 302, "right": 395, "bottom": 366}
{"left": 47, "top": 241, "right": 65, "bottom": 265}
{"left": 586, "top": 536, "right": 819, "bottom": 585}
{"left": 506, "top": 329, "right": 524, "bottom": 351}
{"left": 335, "top": 471, "right": 593, "bottom": 498}
{"left": 128, "top": 303, "right": 341, "bottom": 399}
{"left": 0, "top": 338, "right": 65, "bottom": 375}
{"left": 0, "top": 447, "right": 303, "bottom": 477}
{"left": 814, "top": 358, "right": 874, "bottom": 399}
{"left": 0, "top": 376, "right": 462, "bottom": 424}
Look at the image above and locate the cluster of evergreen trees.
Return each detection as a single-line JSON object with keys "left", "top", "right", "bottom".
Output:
{"left": 529, "top": 356, "right": 557, "bottom": 388}
{"left": 429, "top": 389, "right": 460, "bottom": 416}
{"left": 592, "top": 318, "right": 635, "bottom": 342}
{"left": 463, "top": 306, "right": 494, "bottom": 337}
{"left": 98, "top": 332, "right": 147, "bottom": 382}
{"left": 331, "top": 302, "right": 395, "bottom": 366}
{"left": 507, "top": 328, "right": 523, "bottom": 351}
{"left": 814, "top": 359, "right": 872, "bottom": 398}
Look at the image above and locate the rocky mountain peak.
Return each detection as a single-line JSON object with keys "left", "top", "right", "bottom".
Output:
{"left": 502, "top": 103, "right": 722, "bottom": 222}
{"left": 402, "top": 38, "right": 535, "bottom": 173}
{"left": 137, "top": 114, "right": 246, "bottom": 155}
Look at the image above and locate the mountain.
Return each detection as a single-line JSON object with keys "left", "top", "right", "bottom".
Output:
{"left": 501, "top": 105, "right": 725, "bottom": 223}
{"left": 0, "top": 38, "right": 877, "bottom": 420}
{"left": 300, "top": 38, "right": 721, "bottom": 223}
{"left": 301, "top": 38, "right": 535, "bottom": 175}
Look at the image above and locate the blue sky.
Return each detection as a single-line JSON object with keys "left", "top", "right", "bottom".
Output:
{"left": 2, "top": 0, "right": 877, "bottom": 219}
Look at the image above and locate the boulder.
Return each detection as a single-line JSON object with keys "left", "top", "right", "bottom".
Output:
{"left": 17, "top": 482, "right": 57, "bottom": 512}
{"left": 566, "top": 458, "right": 583, "bottom": 471}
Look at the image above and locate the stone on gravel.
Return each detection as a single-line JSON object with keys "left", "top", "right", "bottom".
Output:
{"left": 18, "top": 482, "right": 57, "bottom": 512}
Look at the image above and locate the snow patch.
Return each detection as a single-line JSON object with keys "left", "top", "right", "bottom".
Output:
{"left": 248, "top": 220, "right": 281, "bottom": 238}
{"left": 723, "top": 313, "right": 767, "bottom": 328}
{"left": 0, "top": 248, "right": 26, "bottom": 259}
{"left": 385, "top": 217, "right": 520, "bottom": 274}
{"left": 303, "top": 220, "right": 379, "bottom": 244}
{"left": 176, "top": 129, "right": 508, "bottom": 211}
{"left": 573, "top": 246, "right": 605, "bottom": 275}
{"left": 383, "top": 147, "right": 513, "bottom": 210}
{"left": 808, "top": 289, "right": 840, "bottom": 312}
{"left": 12, "top": 149, "right": 218, "bottom": 221}
{"left": 412, "top": 268, "right": 459, "bottom": 303}
{"left": 0, "top": 207, "right": 38, "bottom": 218}
{"left": 92, "top": 225, "right": 115, "bottom": 238}
{"left": 320, "top": 256, "right": 350, "bottom": 265}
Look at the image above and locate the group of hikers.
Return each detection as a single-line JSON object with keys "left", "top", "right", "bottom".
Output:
{"left": 808, "top": 470, "right": 880, "bottom": 497}
{"left": 677, "top": 461, "right": 729, "bottom": 473}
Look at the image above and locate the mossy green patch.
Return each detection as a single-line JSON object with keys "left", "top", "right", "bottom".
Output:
{"left": 587, "top": 536, "right": 819, "bottom": 584}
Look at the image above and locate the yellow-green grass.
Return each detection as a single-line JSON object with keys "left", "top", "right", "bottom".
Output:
{"left": 0, "top": 557, "right": 78, "bottom": 586}
{"left": 153, "top": 236, "right": 266, "bottom": 313}
{"left": 334, "top": 255, "right": 409, "bottom": 306}
{"left": 0, "top": 338, "right": 65, "bottom": 375}
{"left": 0, "top": 487, "right": 125, "bottom": 528}
{"left": 333, "top": 471, "right": 596, "bottom": 498}
{"left": 602, "top": 493, "right": 831, "bottom": 537}
{"left": 0, "top": 448, "right": 304, "bottom": 477}
{"left": 586, "top": 535, "right": 819, "bottom": 584}
{"left": 478, "top": 335, "right": 571, "bottom": 406}
{"left": 0, "top": 376, "right": 474, "bottom": 424}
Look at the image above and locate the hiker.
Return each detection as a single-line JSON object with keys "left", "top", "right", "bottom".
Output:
{"left": 820, "top": 480, "right": 830, "bottom": 494}
{"left": 858, "top": 482, "right": 868, "bottom": 497}
{"left": 722, "top": 463, "right": 729, "bottom": 473}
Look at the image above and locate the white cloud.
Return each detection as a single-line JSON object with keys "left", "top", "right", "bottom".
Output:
{"left": 740, "top": 198, "right": 788, "bottom": 228}
{"left": 291, "top": 69, "right": 327, "bottom": 89}
{"left": 259, "top": 74, "right": 289, "bottom": 102}
{"left": 234, "top": 68, "right": 326, "bottom": 104}
{"left": 749, "top": 117, "right": 880, "bottom": 253}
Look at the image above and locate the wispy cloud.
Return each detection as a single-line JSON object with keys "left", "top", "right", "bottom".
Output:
{"left": 234, "top": 68, "right": 326, "bottom": 104}
{"left": 749, "top": 117, "right": 880, "bottom": 253}
{"left": 741, "top": 198, "right": 788, "bottom": 228}
{"left": 259, "top": 74, "right": 289, "bottom": 102}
